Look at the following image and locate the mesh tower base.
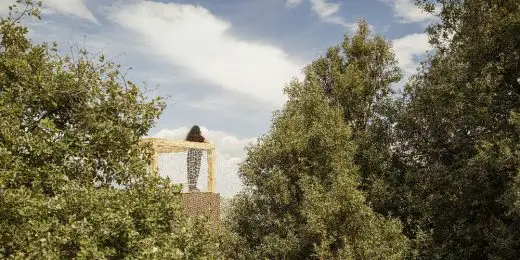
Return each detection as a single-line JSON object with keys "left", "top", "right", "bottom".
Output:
{"left": 181, "top": 192, "right": 220, "bottom": 226}
{"left": 158, "top": 151, "right": 220, "bottom": 222}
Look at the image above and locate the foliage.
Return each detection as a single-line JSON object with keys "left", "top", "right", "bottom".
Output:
{"left": 0, "top": 1, "right": 220, "bottom": 258}
{"left": 301, "top": 20, "right": 405, "bottom": 218}
{"left": 383, "top": 0, "right": 520, "bottom": 258}
{"left": 226, "top": 23, "right": 409, "bottom": 258}
{"left": 305, "top": 20, "right": 401, "bottom": 132}
{"left": 227, "top": 2, "right": 520, "bottom": 257}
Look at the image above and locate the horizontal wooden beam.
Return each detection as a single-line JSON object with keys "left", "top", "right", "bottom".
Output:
{"left": 140, "top": 138, "right": 215, "bottom": 153}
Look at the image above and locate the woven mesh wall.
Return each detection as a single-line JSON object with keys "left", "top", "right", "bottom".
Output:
{"left": 157, "top": 150, "right": 209, "bottom": 192}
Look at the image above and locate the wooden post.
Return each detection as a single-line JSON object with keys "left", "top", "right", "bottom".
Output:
{"left": 207, "top": 147, "right": 216, "bottom": 193}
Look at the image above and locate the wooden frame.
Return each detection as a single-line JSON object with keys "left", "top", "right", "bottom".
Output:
{"left": 140, "top": 138, "right": 217, "bottom": 193}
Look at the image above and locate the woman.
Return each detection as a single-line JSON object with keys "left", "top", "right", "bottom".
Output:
{"left": 185, "top": 125, "right": 207, "bottom": 192}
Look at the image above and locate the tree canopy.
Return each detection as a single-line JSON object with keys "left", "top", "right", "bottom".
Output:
{"left": 0, "top": 2, "right": 220, "bottom": 258}
{"left": 226, "top": 22, "right": 409, "bottom": 259}
{"left": 226, "top": 1, "right": 520, "bottom": 259}
{"left": 390, "top": 0, "right": 520, "bottom": 258}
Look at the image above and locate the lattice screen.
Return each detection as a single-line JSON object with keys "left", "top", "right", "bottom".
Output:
{"left": 157, "top": 149, "right": 209, "bottom": 192}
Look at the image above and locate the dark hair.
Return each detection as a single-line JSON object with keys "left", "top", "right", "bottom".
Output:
{"left": 186, "top": 125, "right": 205, "bottom": 142}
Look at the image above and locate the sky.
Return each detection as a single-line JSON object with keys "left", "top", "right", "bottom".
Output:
{"left": 0, "top": 0, "right": 434, "bottom": 197}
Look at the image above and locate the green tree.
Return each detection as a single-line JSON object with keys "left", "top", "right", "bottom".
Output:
{"left": 388, "top": 0, "right": 520, "bottom": 258}
{"left": 302, "top": 20, "right": 405, "bottom": 220}
{"left": 226, "top": 23, "right": 409, "bottom": 258}
{"left": 306, "top": 20, "right": 401, "bottom": 133}
{"left": 0, "top": 2, "right": 221, "bottom": 258}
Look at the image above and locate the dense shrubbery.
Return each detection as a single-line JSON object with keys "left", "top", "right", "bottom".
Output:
{"left": 225, "top": 21, "right": 409, "bottom": 259}
{"left": 227, "top": 0, "right": 520, "bottom": 259}
{"left": 0, "top": 1, "right": 221, "bottom": 258}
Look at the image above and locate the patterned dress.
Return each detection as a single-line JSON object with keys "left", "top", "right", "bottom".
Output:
{"left": 187, "top": 148, "right": 203, "bottom": 190}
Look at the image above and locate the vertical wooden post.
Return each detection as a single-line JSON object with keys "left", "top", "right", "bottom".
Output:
{"left": 207, "top": 147, "right": 216, "bottom": 193}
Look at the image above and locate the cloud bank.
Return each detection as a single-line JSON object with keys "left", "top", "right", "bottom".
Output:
{"left": 44, "top": 0, "right": 98, "bottom": 23}
{"left": 0, "top": 0, "right": 98, "bottom": 23}
{"left": 286, "top": 0, "right": 357, "bottom": 29}
{"left": 108, "top": 1, "right": 303, "bottom": 107}
{"left": 392, "top": 33, "right": 431, "bottom": 76}
{"left": 380, "top": 0, "right": 437, "bottom": 24}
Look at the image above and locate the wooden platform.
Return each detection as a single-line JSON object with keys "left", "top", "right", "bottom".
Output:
{"left": 180, "top": 192, "right": 220, "bottom": 223}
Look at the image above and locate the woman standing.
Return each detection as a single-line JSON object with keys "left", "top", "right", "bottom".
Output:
{"left": 185, "top": 125, "right": 207, "bottom": 192}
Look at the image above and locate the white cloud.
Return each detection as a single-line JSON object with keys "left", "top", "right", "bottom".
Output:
{"left": 286, "top": 0, "right": 356, "bottom": 29}
{"left": 0, "top": 2, "right": 10, "bottom": 17}
{"left": 43, "top": 0, "right": 98, "bottom": 24}
{"left": 108, "top": 1, "right": 303, "bottom": 108}
{"left": 154, "top": 126, "right": 256, "bottom": 159}
{"left": 380, "top": 0, "right": 437, "bottom": 24}
{"left": 286, "top": 0, "right": 305, "bottom": 8}
{"left": 153, "top": 126, "right": 257, "bottom": 197}
{"left": 0, "top": 0, "right": 32, "bottom": 17}
{"left": 310, "top": 0, "right": 340, "bottom": 19}
{"left": 392, "top": 33, "right": 431, "bottom": 76}
{"left": 0, "top": 0, "right": 98, "bottom": 23}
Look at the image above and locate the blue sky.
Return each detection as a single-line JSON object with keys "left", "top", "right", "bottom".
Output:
{"left": 0, "top": 0, "right": 434, "bottom": 196}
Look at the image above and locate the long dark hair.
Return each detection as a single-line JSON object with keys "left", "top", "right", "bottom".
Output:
{"left": 186, "top": 125, "right": 205, "bottom": 142}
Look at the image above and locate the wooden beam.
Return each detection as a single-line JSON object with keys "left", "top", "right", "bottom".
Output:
{"left": 140, "top": 138, "right": 218, "bottom": 193}
{"left": 207, "top": 148, "right": 216, "bottom": 193}
{"left": 141, "top": 138, "right": 215, "bottom": 153}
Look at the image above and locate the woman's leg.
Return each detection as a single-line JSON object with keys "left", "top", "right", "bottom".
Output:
{"left": 187, "top": 149, "right": 202, "bottom": 191}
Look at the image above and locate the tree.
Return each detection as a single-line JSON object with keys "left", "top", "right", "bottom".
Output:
{"left": 226, "top": 23, "right": 409, "bottom": 257}
{"left": 0, "top": 2, "right": 221, "bottom": 258}
{"left": 306, "top": 20, "right": 401, "bottom": 132}
{"left": 301, "top": 20, "right": 405, "bottom": 221}
{"left": 389, "top": 0, "right": 520, "bottom": 258}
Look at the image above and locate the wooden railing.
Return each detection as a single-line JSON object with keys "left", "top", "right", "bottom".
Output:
{"left": 140, "top": 138, "right": 217, "bottom": 193}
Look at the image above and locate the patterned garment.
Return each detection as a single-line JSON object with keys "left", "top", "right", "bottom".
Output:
{"left": 186, "top": 148, "right": 203, "bottom": 190}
